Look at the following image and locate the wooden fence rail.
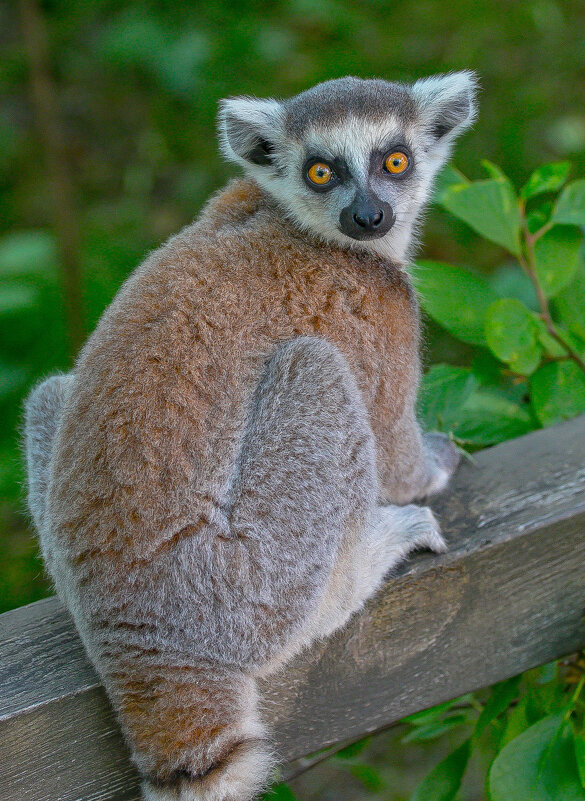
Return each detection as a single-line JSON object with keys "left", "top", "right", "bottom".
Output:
{"left": 1, "top": 414, "right": 585, "bottom": 801}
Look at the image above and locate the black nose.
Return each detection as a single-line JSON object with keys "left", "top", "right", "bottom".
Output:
{"left": 353, "top": 209, "right": 384, "bottom": 231}
{"left": 339, "top": 195, "right": 394, "bottom": 241}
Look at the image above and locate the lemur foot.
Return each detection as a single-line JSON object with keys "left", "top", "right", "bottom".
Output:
{"left": 400, "top": 504, "right": 447, "bottom": 553}
{"left": 423, "top": 432, "right": 461, "bottom": 496}
{"left": 377, "top": 504, "right": 447, "bottom": 555}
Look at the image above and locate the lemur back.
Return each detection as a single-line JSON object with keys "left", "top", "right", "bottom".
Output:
{"left": 25, "top": 73, "right": 476, "bottom": 801}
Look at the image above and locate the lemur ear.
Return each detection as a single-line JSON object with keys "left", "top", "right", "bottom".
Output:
{"left": 219, "top": 97, "right": 284, "bottom": 167}
{"left": 412, "top": 71, "right": 478, "bottom": 141}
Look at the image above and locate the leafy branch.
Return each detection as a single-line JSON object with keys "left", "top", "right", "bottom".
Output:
{"left": 416, "top": 159, "right": 585, "bottom": 441}
{"left": 519, "top": 200, "right": 585, "bottom": 373}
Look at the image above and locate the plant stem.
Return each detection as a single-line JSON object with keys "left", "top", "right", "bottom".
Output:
{"left": 19, "top": 0, "right": 85, "bottom": 361}
{"left": 564, "top": 675, "right": 585, "bottom": 723}
{"left": 519, "top": 212, "right": 585, "bottom": 374}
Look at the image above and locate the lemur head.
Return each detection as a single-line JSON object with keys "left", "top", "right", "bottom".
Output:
{"left": 219, "top": 73, "right": 477, "bottom": 263}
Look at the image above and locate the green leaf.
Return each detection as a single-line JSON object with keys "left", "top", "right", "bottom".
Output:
{"left": 521, "top": 162, "right": 571, "bottom": 200}
{"left": 453, "top": 388, "right": 534, "bottom": 445}
{"left": 411, "top": 739, "right": 471, "bottom": 801}
{"left": 533, "top": 225, "right": 583, "bottom": 297}
{"left": 534, "top": 320, "right": 567, "bottom": 358}
{"left": 262, "top": 783, "right": 299, "bottom": 801}
{"left": 475, "top": 676, "right": 521, "bottom": 739}
{"left": 349, "top": 764, "right": 386, "bottom": 792}
{"left": 0, "top": 284, "right": 39, "bottom": 314}
{"left": 527, "top": 199, "right": 555, "bottom": 234}
{"left": 554, "top": 180, "right": 585, "bottom": 226}
{"left": 334, "top": 736, "right": 371, "bottom": 760}
{"left": 414, "top": 261, "right": 500, "bottom": 345}
{"left": 489, "top": 713, "right": 585, "bottom": 801}
{"left": 530, "top": 361, "right": 585, "bottom": 426}
{"left": 433, "top": 163, "right": 469, "bottom": 202}
{"left": 404, "top": 695, "right": 474, "bottom": 726}
{"left": 418, "top": 364, "right": 478, "bottom": 431}
{"left": 438, "top": 178, "right": 522, "bottom": 255}
{"left": 491, "top": 262, "right": 538, "bottom": 310}
{"left": 533, "top": 318, "right": 580, "bottom": 359}
{"left": 402, "top": 715, "right": 469, "bottom": 743}
{"left": 527, "top": 681, "right": 569, "bottom": 721}
{"left": 471, "top": 348, "right": 503, "bottom": 386}
{"left": 555, "top": 259, "right": 585, "bottom": 340}
{"left": 0, "top": 230, "right": 58, "bottom": 277}
{"left": 501, "top": 695, "right": 531, "bottom": 747}
{"left": 574, "top": 728, "right": 585, "bottom": 789}
{"left": 485, "top": 298, "right": 542, "bottom": 375}
{"left": 481, "top": 159, "right": 510, "bottom": 181}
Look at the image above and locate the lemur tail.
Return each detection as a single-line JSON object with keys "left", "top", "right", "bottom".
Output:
{"left": 24, "top": 378, "right": 275, "bottom": 801}
{"left": 24, "top": 374, "right": 73, "bottom": 529}
{"left": 126, "top": 665, "right": 274, "bottom": 801}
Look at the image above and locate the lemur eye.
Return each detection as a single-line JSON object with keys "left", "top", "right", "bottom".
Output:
{"left": 384, "top": 152, "right": 409, "bottom": 175}
{"left": 307, "top": 162, "right": 333, "bottom": 185}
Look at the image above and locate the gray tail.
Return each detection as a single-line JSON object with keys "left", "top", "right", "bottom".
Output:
{"left": 23, "top": 374, "right": 74, "bottom": 529}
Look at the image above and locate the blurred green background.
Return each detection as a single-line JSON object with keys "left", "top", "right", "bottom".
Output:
{"left": 2, "top": 0, "right": 585, "bottom": 613}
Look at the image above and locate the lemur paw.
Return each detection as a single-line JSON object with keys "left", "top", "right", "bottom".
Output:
{"left": 400, "top": 505, "right": 447, "bottom": 554}
{"left": 423, "top": 432, "right": 461, "bottom": 495}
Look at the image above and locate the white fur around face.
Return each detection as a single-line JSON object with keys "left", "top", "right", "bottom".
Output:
{"left": 239, "top": 116, "right": 450, "bottom": 264}
{"left": 218, "top": 73, "right": 477, "bottom": 264}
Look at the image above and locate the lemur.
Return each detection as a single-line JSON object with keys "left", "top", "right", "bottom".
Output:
{"left": 24, "top": 73, "right": 476, "bottom": 801}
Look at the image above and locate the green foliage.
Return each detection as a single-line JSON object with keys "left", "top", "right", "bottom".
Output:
{"left": 411, "top": 740, "right": 471, "bottom": 801}
{"left": 406, "top": 667, "right": 585, "bottom": 801}
{"left": 414, "top": 262, "right": 499, "bottom": 346}
{"left": 530, "top": 361, "right": 585, "bottom": 426}
{"left": 489, "top": 713, "right": 583, "bottom": 801}
{"left": 417, "top": 158, "right": 585, "bottom": 449}
{"left": 418, "top": 364, "right": 478, "bottom": 432}
{"left": 555, "top": 261, "right": 585, "bottom": 341}
{"left": 262, "top": 782, "right": 299, "bottom": 801}
{"left": 554, "top": 181, "right": 585, "bottom": 226}
{"left": 521, "top": 162, "right": 571, "bottom": 201}
{"left": 533, "top": 225, "right": 582, "bottom": 298}
{"left": 484, "top": 298, "right": 542, "bottom": 375}
{"left": 407, "top": 157, "right": 585, "bottom": 800}
{"left": 436, "top": 171, "right": 522, "bottom": 255}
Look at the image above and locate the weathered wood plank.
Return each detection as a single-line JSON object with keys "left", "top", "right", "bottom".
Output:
{"left": 1, "top": 413, "right": 585, "bottom": 801}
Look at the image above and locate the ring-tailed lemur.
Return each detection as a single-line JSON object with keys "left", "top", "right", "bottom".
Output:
{"left": 24, "top": 73, "right": 476, "bottom": 801}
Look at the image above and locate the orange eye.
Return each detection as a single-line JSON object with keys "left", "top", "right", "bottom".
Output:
{"left": 385, "top": 152, "right": 409, "bottom": 174}
{"left": 307, "top": 162, "right": 333, "bottom": 185}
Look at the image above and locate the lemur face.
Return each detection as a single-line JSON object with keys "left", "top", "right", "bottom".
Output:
{"left": 219, "top": 74, "right": 477, "bottom": 263}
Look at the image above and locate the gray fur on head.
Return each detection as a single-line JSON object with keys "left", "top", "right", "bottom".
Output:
{"left": 219, "top": 72, "right": 477, "bottom": 263}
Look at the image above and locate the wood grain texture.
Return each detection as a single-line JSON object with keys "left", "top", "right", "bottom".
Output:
{"left": 1, "top": 414, "right": 585, "bottom": 801}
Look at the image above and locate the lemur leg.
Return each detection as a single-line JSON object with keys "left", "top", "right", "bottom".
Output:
{"left": 138, "top": 336, "right": 383, "bottom": 801}
{"left": 232, "top": 337, "right": 446, "bottom": 673}
{"left": 304, "top": 503, "right": 445, "bottom": 644}
{"left": 377, "top": 407, "right": 461, "bottom": 505}
{"left": 103, "top": 337, "right": 446, "bottom": 801}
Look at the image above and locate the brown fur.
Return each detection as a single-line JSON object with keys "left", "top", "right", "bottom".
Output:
{"left": 51, "top": 179, "right": 420, "bottom": 556}
{"left": 43, "top": 179, "right": 435, "bottom": 796}
{"left": 25, "top": 71, "right": 477, "bottom": 800}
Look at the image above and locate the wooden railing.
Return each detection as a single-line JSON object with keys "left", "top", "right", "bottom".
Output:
{"left": 1, "top": 413, "right": 585, "bottom": 801}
